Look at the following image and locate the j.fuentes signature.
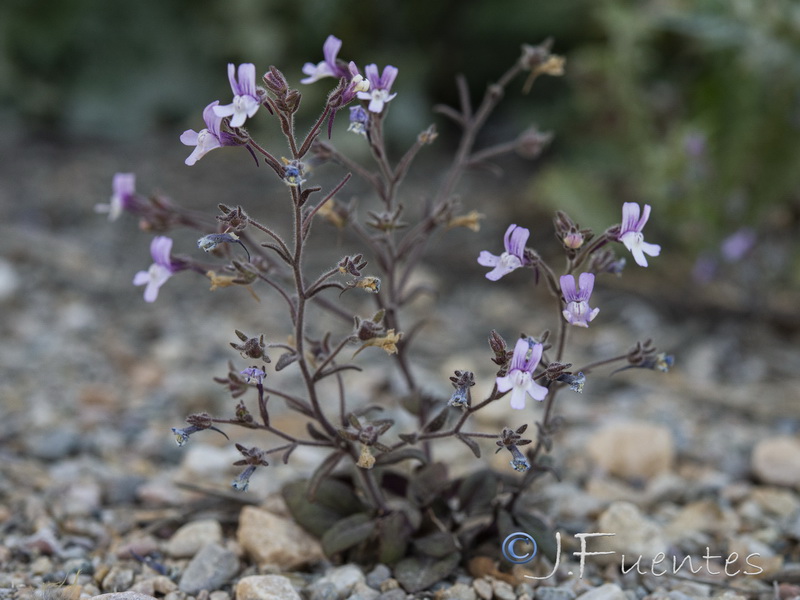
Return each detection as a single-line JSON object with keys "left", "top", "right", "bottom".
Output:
{"left": 502, "top": 532, "right": 763, "bottom": 578}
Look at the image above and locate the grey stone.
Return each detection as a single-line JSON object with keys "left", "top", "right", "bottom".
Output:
{"left": 91, "top": 594, "right": 158, "bottom": 600}
{"left": 178, "top": 542, "right": 239, "bottom": 594}
{"left": 345, "top": 581, "right": 381, "bottom": 600}
{"left": 535, "top": 586, "right": 577, "bottom": 600}
{"left": 365, "top": 564, "right": 391, "bottom": 589}
{"left": 575, "top": 584, "right": 627, "bottom": 600}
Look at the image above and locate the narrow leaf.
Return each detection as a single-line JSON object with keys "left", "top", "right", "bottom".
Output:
{"left": 307, "top": 451, "right": 345, "bottom": 501}
{"left": 456, "top": 433, "right": 481, "bottom": 458}
{"left": 374, "top": 448, "right": 428, "bottom": 467}
{"left": 422, "top": 406, "right": 449, "bottom": 433}
{"left": 321, "top": 513, "right": 375, "bottom": 556}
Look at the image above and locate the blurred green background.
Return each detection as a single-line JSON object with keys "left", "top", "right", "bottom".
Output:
{"left": 2, "top": 0, "right": 799, "bottom": 298}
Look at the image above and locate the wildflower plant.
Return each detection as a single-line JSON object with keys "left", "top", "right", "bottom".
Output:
{"left": 102, "top": 35, "right": 671, "bottom": 588}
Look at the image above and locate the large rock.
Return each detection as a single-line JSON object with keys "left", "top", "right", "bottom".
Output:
{"left": 752, "top": 436, "right": 800, "bottom": 487}
{"left": 586, "top": 421, "right": 674, "bottom": 480}
{"left": 236, "top": 505, "right": 324, "bottom": 569}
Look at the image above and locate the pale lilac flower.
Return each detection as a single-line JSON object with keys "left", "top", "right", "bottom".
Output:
{"left": 181, "top": 101, "right": 226, "bottom": 166}
{"left": 496, "top": 338, "right": 548, "bottom": 410}
{"left": 477, "top": 224, "right": 529, "bottom": 281}
{"left": 95, "top": 173, "right": 135, "bottom": 221}
{"left": 133, "top": 236, "right": 179, "bottom": 302}
{"left": 617, "top": 202, "right": 661, "bottom": 267}
{"left": 560, "top": 273, "right": 599, "bottom": 327}
{"left": 357, "top": 64, "right": 398, "bottom": 113}
{"left": 301, "top": 35, "right": 349, "bottom": 83}
{"left": 240, "top": 367, "right": 266, "bottom": 385}
{"left": 214, "top": 63, "right": 261, "bottom": 128}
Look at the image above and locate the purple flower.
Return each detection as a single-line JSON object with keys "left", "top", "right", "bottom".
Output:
{"left": 560, "top": 273, "right": 599, "bottom": 327}
{"left": 496, "top": 338, "right": 548, "bottom": 410}
{"left": 720, "top": 227, "right": 756, "bottom": 262}
{"left": 357, "top": 64, "right": 398, "bottom": 113}
{"left": 617, "top": 203, "right": 661, "bottom": 267}
{"left": 180, "top": 101, "right": 226, "bottom": 166}
{"left": 477, "top": 224, "right": 530, "bottom": 280}
{"left": 301, "top": 35, "right": 350, "bottom": 83}
{"left": 96, "top": 173, "right": 135, "bottom": 221}
{"left": 213, "top": 63, "right": 261, "bottom": 128}
{"left": 133, "top": 236, "right": 180, "bottom": 302}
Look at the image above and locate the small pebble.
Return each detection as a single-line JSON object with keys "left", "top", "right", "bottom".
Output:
{"left": 91, "top": 593, "right": 158, "bottom": 600}
{"left": 492, "top": 578, "right": 516, "bottom": 600}
{"left": 437, "top": 582, "right": 476, "bottom": 600}
{"left": 473, "top": 577, "right": 493, "bottom": 600}
{"left": 752, "top": 437, "right": 800, "bottom": 488}
{"left": 375, "top": 590, "right": 407, "bottom": 600}
{"left": 346, "top": 581, "right": 380, "bottom": 600}
{"left": 594, "top": 501, "right": 668, "bottom": 564}
{"left": 575, "top": 583, "right": 627, "bottom": 600}
{"left": 365, "top": 564, "right": 391, "bottom": 589}
{"left": 307, "top": 564, "right": 364, "bottom": 600}
{"left": 235, "top": 575, "right": 302, "bottom": 600}
{"left": 102, "top": 567, "right": 135, "bottom": 593}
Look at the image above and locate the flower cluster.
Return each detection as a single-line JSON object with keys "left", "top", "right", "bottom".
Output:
{"left": 102, "top": 35, "right": 673, "bottom": 573}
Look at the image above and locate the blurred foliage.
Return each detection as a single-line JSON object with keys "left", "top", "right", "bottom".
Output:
{"left": 525, "top": 0, "right": 800, "bottom": 283}
{"left": 2, "top": 0, "right": 799, "bottom": 280}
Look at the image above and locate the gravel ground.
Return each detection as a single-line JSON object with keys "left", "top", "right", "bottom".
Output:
{"left": 2, "top": 136, "right": 800, "bottom": 600}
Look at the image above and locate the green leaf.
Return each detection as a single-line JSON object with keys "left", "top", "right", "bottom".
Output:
{"left": 455, "top": 433, "right": 481, "bottom": 458}
{"left": 422, "top": 405, "right": 449, "bottom": 433}
{"left": 413, "top": 531, "right": 459, "bottom": 558}
{"left": 398, "top": 432, "right": 419, "bottom": 444}
{"left": 513, "top": 511, "right": 559, "bottom": 564}
{"left": 374, "top": 447, "right": 428, "bottom": 466}
{"left": 281, "top": 478, "right": 362, "bottom": 538}
{"left": 321, "top": 513, "right": 376, "bottom": 556}
{"left": 457, "top": 469, "right": 497, "bottom": 515}
{"left": 378, "top": 511, "right": 412, "bottom": 564}
{"left": 307, "top": 451, "right": 345, "bottom": 501}
{"left": 408, "top": 463, "right": 449, "bottom": 507}
{"left": 394, "top": 552, "right": 461, "bottom": 593}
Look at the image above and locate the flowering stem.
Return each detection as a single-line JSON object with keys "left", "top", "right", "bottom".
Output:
{"left": 435, "top": 62, "right": 523, "bottom": 205}
{"left": 575, "top": 353, "right": 629, "bottom": 374}
{"left": 312, "top": 336, "right": 354, "bottom": 381}
{"left": 570, "top": 231, "right": 614, "bottom": 273}
{"left": 246, "top": 138, "right": 285, "bottom": 176}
